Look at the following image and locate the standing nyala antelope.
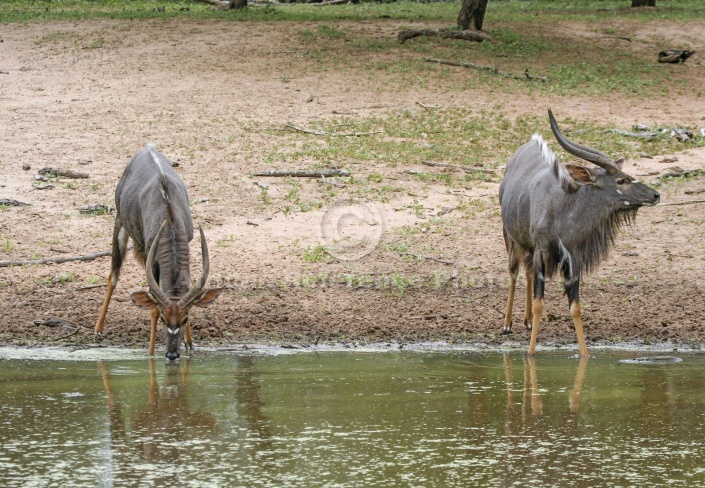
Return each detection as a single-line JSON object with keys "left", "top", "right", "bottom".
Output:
{"left": 95, "top": 144, "right": 223, "bottom": 360}
{"left": 499, "top": 110, "right": 660, "bottom": 357}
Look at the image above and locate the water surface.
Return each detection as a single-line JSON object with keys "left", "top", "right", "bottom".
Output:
{"left": 1, "top": 349, "right": 704, "bottom": 486}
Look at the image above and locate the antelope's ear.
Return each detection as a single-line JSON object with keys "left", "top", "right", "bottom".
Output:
{"left": 131, "top": 291, "right": 159, "bottom": 310}
{"left": 565, "top": 164, "right": 596, "bottom": 185}
{"left": 615, "top": 157, "right": 625, "bottom": 171}
{"left": 193, "top": 288, "right": 224, "bottom": 308}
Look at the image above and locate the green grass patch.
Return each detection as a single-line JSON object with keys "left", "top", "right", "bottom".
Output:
{"left": 3, "top": 1, "right": 703, "bottom": 24}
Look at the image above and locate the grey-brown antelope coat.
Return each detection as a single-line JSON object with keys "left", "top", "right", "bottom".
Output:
{"left": 499, "top": 110, "right": 660, "bottom": 357}
{"left": 95, "top": 144, "right": 223, "bottom": 359}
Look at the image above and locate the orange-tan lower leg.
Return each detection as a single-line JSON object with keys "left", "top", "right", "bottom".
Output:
{"left": 528, "top": 297, "right": 543, "bottom": 356}
{"left": 570, "top": 301, "right": 590, "bottom": 358}
{"left": 148, "top": 307, "right": 158, "bottom": 357}
{"left": 524, "top": 273, "right": 534, "bottom": 329}
{"left": 184, "top": 320, "right": 193, "bottom": 353}
{"left": 95, "top": 271, "right": 116, "bottom": 335}
{"left": 503, "top": 276, "right": 517, "bottom": 334}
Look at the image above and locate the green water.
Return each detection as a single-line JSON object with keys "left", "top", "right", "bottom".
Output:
{"left": 1, "top": 349, "right": 704, "bottom": 487}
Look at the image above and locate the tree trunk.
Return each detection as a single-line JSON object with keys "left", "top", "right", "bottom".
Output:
{"left": 229, "top": 0, "right": 247, "bottom": 9}
{"left": 457, "top": 0, "right": 488, "bottom": 31}
{"left": 631, "top": 0, "right": 655, "bottom": 6}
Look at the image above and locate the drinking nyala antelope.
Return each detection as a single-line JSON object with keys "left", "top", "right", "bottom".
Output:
{"left": 95, "top": 144, "right": 223, "bottom": 360}
{"left": 499, "top": 109, "right": 660, "bottom": 357}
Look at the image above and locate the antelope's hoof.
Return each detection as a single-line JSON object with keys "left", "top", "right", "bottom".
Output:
{"left": 524, "top": 320, "right": 532, "bottom": 332}
{"left": 501, "top": 327, "right": 512, "bottom": 335}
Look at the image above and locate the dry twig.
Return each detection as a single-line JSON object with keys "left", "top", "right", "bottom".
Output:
{"left": 253, "top": 169, "right": 350, "bottom": 178}
{"left": 421, "top": 160, "right": 495, "bottom": 175}
{"left": 0, "top": 247, "right": 130, "bottom": 267}
{"left": 285, "top": 123, "right": 381, "bottom": 137}
{"left": 424, "top": 57, "right": 548, "bottom": 82}
{"left": 657, "top": 200, "right": 705, "bottom": 207}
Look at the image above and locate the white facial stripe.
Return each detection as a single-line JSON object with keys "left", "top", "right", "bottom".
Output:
{"left": 167, "top": 328, "right": 180, "bottom": 336}
{"left": 624, "top": 201, "right": 630, "bottom": 206}
{"left": 616, "top": 189, "right": 623, "bottom": 195}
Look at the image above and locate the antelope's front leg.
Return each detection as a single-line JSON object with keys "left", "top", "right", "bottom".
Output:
{"left": 184, "top": 319, "right": 193, "bottom": 354}
{"left": 565, "top": 280, "right": 589, "bottom": 358}
{"left": 528, "top": 257, "right": 545, "bottom": 356}
{"left": 561, "top": 248, "right": 589, "bottom": 358}
{"left": 148, "top": 307, "right": 159, "bottom": 357}
{"left": 95, "top": 271, "right": 117, "bottom": 336}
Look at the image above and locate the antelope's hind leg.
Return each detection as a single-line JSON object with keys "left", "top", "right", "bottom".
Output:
{"left": 95, "top": 219, "right": 129, "bottom": 336}
{"left": 523, "top": 265, "right": 534, "bottom": 331}
{"left": 502, "top": 232, "right": 521, "bottom": 334}
{"left": 561, "top": 249, "right": 589, "bottom": 358}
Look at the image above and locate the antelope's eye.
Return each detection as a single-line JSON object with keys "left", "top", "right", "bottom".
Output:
{"left": 616, "top": 178, "right": 626, "bottom": 185}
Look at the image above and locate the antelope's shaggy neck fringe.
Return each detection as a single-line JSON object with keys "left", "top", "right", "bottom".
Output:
{"left": 544, "top": 206, "right": 638, "bottom": 279}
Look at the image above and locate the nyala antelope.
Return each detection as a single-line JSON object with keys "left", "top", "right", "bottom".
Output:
{"left": 95, "top": 144, "right": 223, "bottom": 359}
{"left": 499, "top": 110, "right": 660, "bottom": 357}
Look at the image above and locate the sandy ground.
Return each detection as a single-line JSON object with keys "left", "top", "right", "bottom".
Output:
{"left": 1, "top": 17, "right": 704, "bottom": 355}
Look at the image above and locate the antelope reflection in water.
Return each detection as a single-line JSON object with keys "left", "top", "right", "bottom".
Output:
{"left": 502, "top": 354, "right": 588, "bottom": 431}
{"left": 98, "top": 357, "right": 275, "bottom": 484}
{"left": 98, "top": 359, "right": 218, "bottom": 483}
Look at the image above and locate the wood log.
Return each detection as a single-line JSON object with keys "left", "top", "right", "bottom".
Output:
{"left": 0, "top": 247, "right": 130, "bottom": 268}
{"left": 398, "top": 29, "right": 491, "bottom": 44}
{"left": 0, "top": 199, "right": 31, "bottom": 207}
{"left": 38, "top": 167, "right": 89, "bottom": 179}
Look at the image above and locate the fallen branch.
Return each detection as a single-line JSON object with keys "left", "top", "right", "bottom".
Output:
{"left": 312, "top": 0, "right": 355, "bottom": 5}
{"left": 401, "top": 252, "right": 453, "bottom": 266}
{"left": 424, "top": 57, "right": 548, "bottom": 82}
{"left": 253, "top": 169, "right": 350, "bottom": 178}
{"left": 39, "top": 167, "right": 89, "bottom": 179}
{"left": 34, "top": 317, "right": 78, "bottom": 329}
{"left": 194, "top": 0, "right": 229, "bottom": 8}
{"left": 685, "top": 189, "right": 705, "bottom": 195}
{"left": 285, "top": 123, "right": 381, "bottom": 137}
{"left": 603, "top": 35, "right": 632, "bottom": 42}
{"left": 79, "top": 204, "right": 114, "bottom": 215}
{"left": 0, "top": 248, "right": 129, "bottom": 268}
{"left": 0, "top": 199, "right": 31, "bottom": 207}
{"left": 317, "top": 178, "right": 347, "bottom": 188}
{"left": 398, "top": 29, "right": 491, "bottom": 44}
{"left": 54, "top": 328, "right": 82, "bottom": 341}
{"left": 410, "top": 314, "right": 461, "bottom": 320}
{"left": 416, "top": 101, "right": 441, "bottom": 110}
{"left": 605, "top": 129, "right": 658, "bottom": 140}
{"left": 421, "top": 160, "right": 495, "bottom": 175}
{"left": 76, "top": 283, "right": 107, "bottom": 291}
{"left": 657, "top": 200, "right": 705, "bottom": 207}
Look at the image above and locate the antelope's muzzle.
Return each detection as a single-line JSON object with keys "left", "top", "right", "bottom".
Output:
{"left": 165, "top": 327, "right": 181, "bottom": 360}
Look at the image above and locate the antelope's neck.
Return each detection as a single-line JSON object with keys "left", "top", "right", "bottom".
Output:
{"left": 157, "top": 224, "right": 192, "bottom": 298}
